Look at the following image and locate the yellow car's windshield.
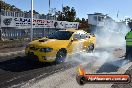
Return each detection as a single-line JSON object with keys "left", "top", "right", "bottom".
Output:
{"left": 47, "top": 31, "right": 73, "bottom": 40}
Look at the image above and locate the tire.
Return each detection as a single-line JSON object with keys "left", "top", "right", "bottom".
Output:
{"left": 87, "top": 44, "right": 94, "bottom": 53}
{"left": 55, "top": 49, "right": 67, "bottom": 64}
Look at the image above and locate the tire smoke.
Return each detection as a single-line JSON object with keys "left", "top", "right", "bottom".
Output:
{"left": 95, "top": 18, "right": 130, "bottom": 48}
{"left": 66, "top": 18, "right": 131, "bottom": 73}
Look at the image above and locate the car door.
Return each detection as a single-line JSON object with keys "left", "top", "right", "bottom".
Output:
{"left": 67, "top": 32, "right": 80, "bottom": 54}
{"left": 67, "top": 31, "right": 90, "bottom": 54}
{"left": 79, "top": 31, "right": 91, "bottom": 51}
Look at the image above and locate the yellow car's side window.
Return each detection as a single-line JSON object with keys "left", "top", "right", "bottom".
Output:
{"left": 73, "top": 31, "right": 90, "bottom": 40}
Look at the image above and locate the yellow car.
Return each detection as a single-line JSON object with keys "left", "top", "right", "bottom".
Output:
{"left": 25, "top": 29, "right": 96, "bottom": 63}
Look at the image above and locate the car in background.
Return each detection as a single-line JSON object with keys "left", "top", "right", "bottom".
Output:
{"left": 25, "top": 29, "right": 96, "bottom": 63}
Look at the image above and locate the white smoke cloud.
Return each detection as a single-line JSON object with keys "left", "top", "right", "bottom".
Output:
{"left": 95, "top": 18, "right": 130, "bottom": 48}
{"left": 66, "top": 18, "right": 131, "bottom": 73}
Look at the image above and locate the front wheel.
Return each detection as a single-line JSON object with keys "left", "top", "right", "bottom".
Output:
{"left": 55, "top": 50, "right": 67, "bottom": 64}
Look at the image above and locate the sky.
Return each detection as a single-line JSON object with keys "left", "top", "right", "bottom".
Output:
{"left": 4, "top": 0, "right": 132, "bottom": 21}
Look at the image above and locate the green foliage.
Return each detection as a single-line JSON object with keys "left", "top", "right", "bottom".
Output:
{"left": 126, "top": 18, "right": 132, "bottom": 29}
{"left": 0, "top": 0, "right": 39, "bottom": 14}
{"left": 81, "top": 18, "right": 85, "bottom": 22}
{"left": 75, "top": 17, "right": 81, "bottom": 22}
{"left": 57, "top": 6, "right": 76, "bottom": 22}
{"left": 0, "top": 0, "right": 21, "bottom": 12}
{"left": 28, "top": 10, "right": 39, "bottom": 14}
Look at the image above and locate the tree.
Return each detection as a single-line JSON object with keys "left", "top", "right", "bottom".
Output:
{"left": 127, "top": 18, "right": 132, "bottom": 29}
{"left": 28, "top": 10, "right": 39, "bottom": 14}
{"left": 56, "top": 11, "right": 65, "bottom": 21}
{"left": 57, "top": 6, "right": 76, "bottom": 22}
{"left": 79, "top": 18, "right": 89, "bottom": 29}
{"left": 81, "top": 18, "right": 85, "bottom": 22}
{"left": 0, "top": 1, "right": 22, "bottom": 12}
{"left": 75, "top": 17, "right": 81, "bottom": 22}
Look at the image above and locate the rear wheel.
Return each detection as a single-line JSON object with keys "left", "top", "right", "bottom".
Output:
{"left": 55, "top": 49, "right": 67, "bottom": 64}
{"left": 87, "top": 44, "right": 94, "bottom": 53}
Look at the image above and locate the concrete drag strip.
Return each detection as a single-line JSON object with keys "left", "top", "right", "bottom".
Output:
{"left": 20, "top": 67, "right": 111, "bottom": 88}
{"left": 0, "top": 50, "right": 25, "bottom": 62}
{"left": 0, "top": 50, "right": 24, "bottom": 57}
{"left": 20, "top": 59, "right": 132, "bottom": 88}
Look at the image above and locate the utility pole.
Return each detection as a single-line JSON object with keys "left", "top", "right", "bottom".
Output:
{"left": 48, "top": 0, "right": 51, "bottom": 20}
{"left": 30, "top": 0, "right": 33, "bottom": 41}
{"left": 117, "top": 10, "right": 120, "bottom": 22}
{"left": 49, "top": 0, "right": 51, "bottom": 14}
{"left": 62, "top": 4, "right": 63, "bottom": 12}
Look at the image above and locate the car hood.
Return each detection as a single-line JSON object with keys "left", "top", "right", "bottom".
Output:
{"left": 29, "top": 38, "right": 70, "bottom": 48}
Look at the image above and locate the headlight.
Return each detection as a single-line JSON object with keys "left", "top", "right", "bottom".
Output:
{"left": 40, "top": 48, "right": 53, "bottom": 52}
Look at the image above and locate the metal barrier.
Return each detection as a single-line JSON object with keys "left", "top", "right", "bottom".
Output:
{"left": 0, "top": 10, "right": 79, "bottom": 40}
{"left": 0, "top": 10, "right": 58, "bottom": 40}
{"left": 1, "top": 28, "right": 58, "bottom": 40}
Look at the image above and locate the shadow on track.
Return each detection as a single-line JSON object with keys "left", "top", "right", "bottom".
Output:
{"left": 0, "top": 56, "right": 55, "bottom": 72}
{"left": 96, "top": 58, "right": 129, "bottom": 73}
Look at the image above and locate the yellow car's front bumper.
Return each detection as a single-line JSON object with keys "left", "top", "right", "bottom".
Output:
{"left": 25, "top": 48, "right": 57, "bottom": 62}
